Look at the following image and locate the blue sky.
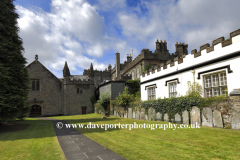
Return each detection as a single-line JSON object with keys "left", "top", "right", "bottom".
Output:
{"left": 14, "top": 0, "right": 240, "bottom": 78}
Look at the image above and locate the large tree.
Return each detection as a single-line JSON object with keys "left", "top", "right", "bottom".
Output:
{"left": 0, "top": 0, "right": 30, "bottom": 123}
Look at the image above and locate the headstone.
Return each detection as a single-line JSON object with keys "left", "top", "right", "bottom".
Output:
{"left": 128, "top": 108, "right": 132, "bottom": 119}
{"left": 99, "top": 110, "right": 101, "bottom": 114}
{"left": 232, "top": 113, "right": 240, "bottom": 129}
{"left": 116, "top": 112, "right": 119, "bottom": 117}
{"left": 114, "top": 111, "right": 116, "bottom": 116}
{"left": 190, "top": 106, "right": 201, "bottom": 127}
{"left": 202, "top": 107, "right": 213, "bottom": 127}
{"left": 164, "top": 113, "right": 169, "bottom": 122}
{"left": 140, "top": 111, "right": 145, "bottom": 120}
{"left": 182, "top": 110, "right": 189, "bottom": 124}
{"left": 145, "top": 115, "right": 148, "bottom": 120}
{"left": 136, "top": 110, "right": 140, "bottom": 120}
{"left": 156, "top": 112, "right": 162, "bottom": 121}
{"left": 213, "top": 110, "right": 223, "bottom": 128}
{"left": 124, "top": 111, "right": 128, "bottom": 118}
{"left": 133, "top": 111, "right": 136, "bottom": 119}
{"left": 175, "top": 113, "right": 181, "bottom": 123}
{"left": 148, "top": 107, "right": 156, "bottom": 121}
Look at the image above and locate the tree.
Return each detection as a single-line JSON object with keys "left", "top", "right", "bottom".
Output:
{"left": 0, "top": 0, "right": 30, "bottom": 123}
{"left": 186, "top": 81, "right": 203, "bottom": 98}
{"left": 115, "top": 87, "right": 134, "bottom": 108}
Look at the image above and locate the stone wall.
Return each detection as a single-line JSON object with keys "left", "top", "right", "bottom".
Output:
{"left": 63, "top": 78, "right": 95, "bottom": 115}
{"left": 98, "top": 81, "right": 126, "bottom": 100}
{"left": 27, "top": 61, "right": 62, "bottom": 116}
{"left": 109, "top": 103, "right": 240, "bottom": 130}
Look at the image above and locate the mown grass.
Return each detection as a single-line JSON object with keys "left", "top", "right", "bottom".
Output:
{"left": 49, "top": 113, "right": 103, "bottom": 120}
{"left": 54, "top": 114, "right": 240, "bottom": 160}
{"left": 0, "top": 118, "right": 64, "bottom": 160}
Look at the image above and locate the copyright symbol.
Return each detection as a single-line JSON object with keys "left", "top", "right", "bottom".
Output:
{"left": 56, "top": 122, "right": 63, "bottom": 129}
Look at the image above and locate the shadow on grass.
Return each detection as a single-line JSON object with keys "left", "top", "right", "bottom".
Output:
{"left": 0, "top": 117, "right": 123, "bottom": 141}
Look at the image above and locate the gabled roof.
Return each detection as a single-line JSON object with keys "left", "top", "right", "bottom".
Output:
{"left": 26, "top": 60, "right": 62, "bottom": 83}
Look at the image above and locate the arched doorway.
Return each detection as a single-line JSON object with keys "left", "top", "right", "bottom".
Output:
{"left": 30, "top": 105, "right": 41, "bottom": 117}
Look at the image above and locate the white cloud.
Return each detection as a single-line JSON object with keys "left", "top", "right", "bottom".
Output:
{"left": 17, "top": 0, "right": 113, "bottom": 77}
{"left": 118, "top": 0, "right": 240, "bottom": 53}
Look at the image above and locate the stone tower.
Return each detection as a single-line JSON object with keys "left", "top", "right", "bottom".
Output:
{"left": 63, "top": 61, "right": 70, "bottom": 77}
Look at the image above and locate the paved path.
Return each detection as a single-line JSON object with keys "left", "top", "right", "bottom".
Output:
{"left": 37, "top": 117, "right": 126, "bottom": 160}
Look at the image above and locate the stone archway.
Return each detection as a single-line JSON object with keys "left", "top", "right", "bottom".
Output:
{"left": 30, "top": 105, "right": 42, "bottom": 117}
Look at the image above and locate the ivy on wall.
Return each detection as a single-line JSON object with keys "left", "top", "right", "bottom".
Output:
{"left": 125, "top": 79, "right": 140, "bottom": 95}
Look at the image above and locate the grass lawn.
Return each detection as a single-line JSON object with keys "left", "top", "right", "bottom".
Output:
{"left": 54, "top": 114, "right": 240, "bottom": 160}
{"left": 49, "top": 113, "right": 103, "bottom": 120}
{"left": 0, "top": 118, "right": 64, "bottom": 160}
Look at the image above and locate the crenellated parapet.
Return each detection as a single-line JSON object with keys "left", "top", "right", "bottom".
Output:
{"left": 141, "top": 28, "right": 240, "bottom": 79}
{"left": 191, "top": 28, "right": 240, "bottom": 57}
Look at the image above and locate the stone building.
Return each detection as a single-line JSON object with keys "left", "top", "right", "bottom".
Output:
{"left": 111, "top": 39, "right": 188, "bottom": 81}
{"left": 83, "top": 63, "right": 112, "bottom": 87}
{"left": 26, "top": 55, "right": 95, "bottom": 117}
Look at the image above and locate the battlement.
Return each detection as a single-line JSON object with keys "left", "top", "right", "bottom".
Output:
{"left": 141, "top": 28, "right": 240, "bottom": 80}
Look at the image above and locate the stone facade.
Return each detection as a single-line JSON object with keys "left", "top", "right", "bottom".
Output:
{"left": 111, "top": 40, "right": 187, "bottom": 81}
{"left": 26, "top": 55, "right": 95, "bottom": 117}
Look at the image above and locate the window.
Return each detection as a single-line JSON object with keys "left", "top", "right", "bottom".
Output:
{"left": 151, "top": 64, "right": 156, "bottom": 69}
{"left": 204, "top": 72, "right": 227, "bottom": 97}
{"left": 137, "top": 68, "right": 140, "bottom": 78}
{"left": 148, "top": 87, "right": 156, "bottom": 100}
{"left": 77, "top": 88, "right": 83, "bottom": 94}
{"left": 169, "top": 82, "right": 177, "bottom": 97}
{"left": 132, "top": 71, "right": 134, "bottom": 80}
{"left": 112, "top": 76, "right": 114, "bottom": 80}
{"left": 32, "top": 80, "right": 40, "bottom": 91}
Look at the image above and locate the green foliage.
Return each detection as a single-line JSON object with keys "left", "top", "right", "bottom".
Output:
{"left": 0, "top": 0, "right": 30, "bottom": 123}
{"left": 125, "top": 79, "right": 140, "bottom": 95}
{"left": 90, "top": 95, "right": 96, "bottom": 112}
{"left": 186, "top": 81, "right": 203, "bottom": 97}
{"left": 115, "top": 87, "right": 135, "bottom": 108}
{"left": 95, "top": 102, "right": 105, "bottom": 115}
{"left": 142, "top": 95, "right": 231, "bottom": 121}
{"left": 141, "top": 62, "right": 152, "bottom": 72}
{"left": 96, "top": 92, "right": 110, "bottom": 112}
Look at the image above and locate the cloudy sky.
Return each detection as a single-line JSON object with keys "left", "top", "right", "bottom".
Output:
{"left": 14, "top": 0, "right": 240, "bottom": 78}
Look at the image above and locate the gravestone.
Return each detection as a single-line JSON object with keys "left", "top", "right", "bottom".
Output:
{"left": 124, "top": 111, "right": 128, "bottom": 118}
{"left": 156, "top": 112, "right": 162, "bottom": 121}
{"left": 191, "top": 106, "right": 201, "bottom": 127}
{"left": 182, "top": 110, "right": 189, "bottom": 124}
{"left": 232, "top": 113, "right": 240, "bottom": 129}
{"left": 148, "top": 107, "right": 156, "bottom": 121}
{"left": 114, "top": 111, "right": 116, "bottom": 116}
{"left": 145, "top": 115, "right": 148, "bottom": 120}
{"left": 140, "top": 111, "right": 145, "bottom": 120}
{"left": 128, "top": 108, "right": 132, "bottom": 119}
{"left": 175, "top": 113, "right": 181, "bottom": 123}
{"left": 116, "top": 112, "right": 119, "bottom": 117}
{"left": 202, "top": 107, "right": 213, "bottom": 127}
{"left": 213, "top": 110, "right": 223, "bottom": 128}
{"left": 136, "top": 110, "right": 140, "bottom": 120}
{"left": 133, "top": 111, "right": 136, "bottom": 119}
{"left": 164, "top": 113, "right": 169, "bottom": 122}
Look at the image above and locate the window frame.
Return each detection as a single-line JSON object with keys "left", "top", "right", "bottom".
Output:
{"left": 147, "top": 86, "right": 156, "bottom": 100}
{"left": 137, "top": 67, "right": 140, "bottom": 78}
{"left": 168, "top": 81, "right": 177, "bottom": 98}
{"left": 203, "top": 71, "right": 228, "bottom": 98}
{"left": 32, "top": 80, "right": 40, "bottom": 91}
